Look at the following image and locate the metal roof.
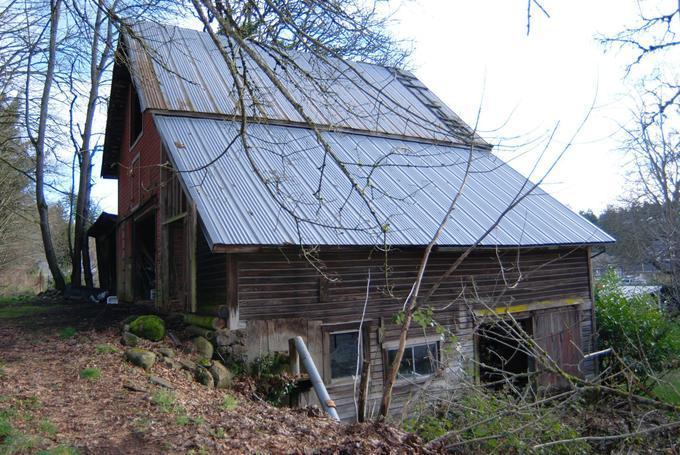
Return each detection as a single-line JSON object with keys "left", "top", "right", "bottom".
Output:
{"left": 124, "top": 22, "right": 485, "bottom": 147}
{"left": 154, "top": 114, "right": 614, "bottom": 248}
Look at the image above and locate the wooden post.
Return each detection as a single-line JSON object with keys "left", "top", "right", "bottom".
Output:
{"left": 357, "top": 358, "right": 371, "bottom": 422}
{"left": 226, "top": 254, "right": 239, "bottom": 329}
{"left": 159, "top": 158, "right": 169, "bottom": 310}
{"left": 288, "top": 338, "right": 300, "bottom": 375}
{"left": 187, "top": 201, "right": 197, "bottom": 313}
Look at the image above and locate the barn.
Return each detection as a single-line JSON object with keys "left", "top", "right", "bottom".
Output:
{"left": 100, "top": 22, "right": 614, "bottom": 420}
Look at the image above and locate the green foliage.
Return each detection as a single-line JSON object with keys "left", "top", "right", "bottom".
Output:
{"left": 221, "top": 394, "right": 238, "bottom": 411}
{"left": 78, "top": 368, "right": 101, "bottom": 381}
{"left": 405, "top": 391, "right": 590, "bottom": 454}
{"left": 250, "top": 353, "right": 296, "bottom": 406}
{"left": 0, "top": 415, "right": 12, "bottom": 439}
{"left": 58, "top": 327, "right": 77, "bottom": 340}
{"left": 95, "top": 344, "right": 117, "bottom": 354}
{"left": 652, "top": 368, "right": 680, "bottom": 405}
{"left": 129, "top": 315, "right": 165, "bottom": 342}
{"left": 595, "top": 271, "right": 680, "bottom": 384}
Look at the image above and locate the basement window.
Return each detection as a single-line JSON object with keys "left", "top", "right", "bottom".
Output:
{"left": 386, "top": 341, "right": 439, "bottom": 378}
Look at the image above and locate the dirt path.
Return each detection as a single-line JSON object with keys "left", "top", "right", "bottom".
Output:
{"left": 0, "top": 298, "right": 426, "bottom": 454}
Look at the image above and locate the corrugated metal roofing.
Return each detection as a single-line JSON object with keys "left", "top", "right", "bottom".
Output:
{"left": 125, "top": 22, "right": 484, "bottom": 147}
{"left": 154, "top": 115, "right": 614, "bottom": 248}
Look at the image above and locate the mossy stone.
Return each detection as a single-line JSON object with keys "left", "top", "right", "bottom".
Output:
{"left": 121, "top": 331, "right": 140, "bottom": 347}
{"left": 125, "top": 348, "right": 156, "bottom": 370}
{"left": 191, "top": 336, "right": 213, "bottom": 360}
{"left": 158, "top": 347, "right": 174, "bottom": 358}
{"left": 195, "top": 366, "right": 214, "bottom": 387}
{"left": 129, "top": 315, "right": 166, "bottom": 342}
{"left": 209, "top": 361, "right": 233, "bottom": 389}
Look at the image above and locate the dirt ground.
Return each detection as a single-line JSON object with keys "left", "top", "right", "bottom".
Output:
{"left": 0, "top": 297, "right": 427, "bottom": 454}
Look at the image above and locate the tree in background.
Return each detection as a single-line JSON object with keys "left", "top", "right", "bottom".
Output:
{"left": 598, "top": 1, "right": 679, "bottom": 304}
{"left": 0, "top": 95, "right": 32, "bottom": 270}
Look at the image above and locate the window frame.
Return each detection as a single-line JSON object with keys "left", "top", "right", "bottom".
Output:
{"left": 322, "top": 321, "right": 372, "bottom": 385}
{"left": 383, "top": 338, "right": 441, "bottom": 382}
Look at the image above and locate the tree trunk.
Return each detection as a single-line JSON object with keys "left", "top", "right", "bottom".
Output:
{"left": 71, "top": 2, "right": 109, "bottom": 289}
{"left": 34, "top": 0, "right": 65, "bottom": 292}
{"left": 82, "top": 232, "right": 93, "bottom": 287}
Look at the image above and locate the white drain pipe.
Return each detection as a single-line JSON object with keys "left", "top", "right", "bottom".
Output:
{"left": 293, "top": 336, "right": 340, "bottom": 421}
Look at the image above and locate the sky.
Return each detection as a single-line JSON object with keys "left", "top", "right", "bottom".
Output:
{"left": 91, "top": 0, "right": 645, "bottom": 215}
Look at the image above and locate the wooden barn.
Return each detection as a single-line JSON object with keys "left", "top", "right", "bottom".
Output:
{"left": 101, "top": 23, "right": 614, "bottom": 420}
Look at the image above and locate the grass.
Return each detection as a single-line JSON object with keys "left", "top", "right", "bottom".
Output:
{"left": 38, "top": 419, "right": 57, "bottom": 436}
{"left": 0, "top": 295, "right": 69, "bottom": 322}
{"left": 221, "top": 394, "right": 238, "bottom": 411}
{"left": 0, "top": 361, "right": 5, "bottom": 379}
{"left": 58, "top": 327, "right": 77, "bottom": 340}
{"left": 95, "top": 344, "right": 118, "bottom": 354}
{"left": 151, "top": 390, "right": 176, "bottom": 413}
{"left": 0, "top": 409, "right": 41, "bottom": 455}
{"left": 37, "top": 446, "right": 79, "bottom": 455}
{"left": 653, "top": 369, "right": 680, "bottom": 405}
{"left": 78, "top": 368, "right": 101, "bottom": 381}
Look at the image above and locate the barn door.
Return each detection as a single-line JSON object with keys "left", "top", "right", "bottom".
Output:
{"left": 167, "top": 221, "right": 188, "bottom": 312}
{"left": 532, "top": 306, "right": 582, "bottom": 390}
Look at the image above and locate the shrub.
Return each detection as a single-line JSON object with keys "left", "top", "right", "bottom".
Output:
{"left": 405, "top": 391, "right": 590, "bottom": 454}
{"left": 129, "top": 315, "right": 165, "bottom": 342}
{"left": 595, "top": 271, "right": 680, "bottom": 384}
{"left": 250, "top": 353, "right": 296, "bottom": 406}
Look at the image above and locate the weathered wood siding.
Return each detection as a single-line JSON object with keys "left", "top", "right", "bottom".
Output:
{"left": 236, "top": 247, "right": 594, "bottom": 419}
{"left": 196, "top": 229, "right": 227, "bottom": 308}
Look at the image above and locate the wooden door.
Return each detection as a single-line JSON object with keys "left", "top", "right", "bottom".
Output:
{"left": 532, "top": 306, "right": 583, "bottom": 390}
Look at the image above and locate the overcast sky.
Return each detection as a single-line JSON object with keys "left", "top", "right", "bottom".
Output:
{"left": 91, "top": 0, "right": 645, "bottom": 215}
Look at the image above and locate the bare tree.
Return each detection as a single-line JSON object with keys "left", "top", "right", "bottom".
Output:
{"left": 27, "top": 0, "right": 67, "bottom": 291}
{"left": 66, "top": 0, "right": 117, "bottom": 288}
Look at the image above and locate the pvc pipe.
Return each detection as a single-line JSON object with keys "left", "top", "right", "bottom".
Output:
{"left": 293, "top": 336, "right": 340, "bottom": 421}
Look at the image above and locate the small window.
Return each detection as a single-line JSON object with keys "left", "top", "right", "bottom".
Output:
{"left": 387, "top": 342, "right": 439, "bottom": 378}
{"left": 330, "top": 331, "right": 361, "bottom": 379}
{"left": 130, "top": 88, "right": 142, "bottom": 144}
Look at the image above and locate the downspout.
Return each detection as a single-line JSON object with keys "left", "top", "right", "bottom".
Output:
{"left": 293, "top": 336, "right": 340, "bottom": 421}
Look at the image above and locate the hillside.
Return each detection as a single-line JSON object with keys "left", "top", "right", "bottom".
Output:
{"left": 0, "top": 297, "right": 427, "bottom": 454}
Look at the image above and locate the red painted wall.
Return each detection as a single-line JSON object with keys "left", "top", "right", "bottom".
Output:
{"left": 115, "top": 85, "right": 163, "bottom": 302}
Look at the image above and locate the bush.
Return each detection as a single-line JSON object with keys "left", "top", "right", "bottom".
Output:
{"left": 404, "top": 390, "right": 589, "bottom": 454}
{"left": 595, "top": 271, "right": 680, "bottom": 384}
{"left": 129, "top": 315, "right": 165, "bottom": 342}
{"left": 250, "top": 353, "right": 296, "bottom": 406}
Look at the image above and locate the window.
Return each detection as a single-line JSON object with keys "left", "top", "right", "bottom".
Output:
{"left": 130, "top": 88, "right": 142, "bottom": 145}
{"left": 329, "top": 331, "right": 361, "bottom": 379}
{"left": 387, "top": 342, "right": 439, "bottom": 378}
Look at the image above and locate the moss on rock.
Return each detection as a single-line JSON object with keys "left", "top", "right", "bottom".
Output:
{"left": 125, "top": 348, "right": 157, "bottom": 370}
{"left": 129, "top": 315, "right": 165, "bottom": 342}
{"left": 195, "top": 366, "right": 214, "bottom": 387}
{"left": 191, "top": 336, "right": 213, "bottom": 360}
